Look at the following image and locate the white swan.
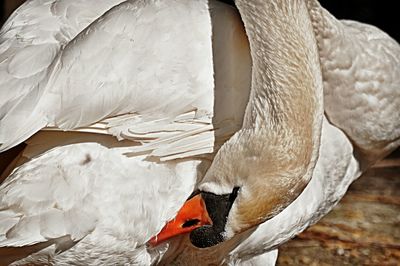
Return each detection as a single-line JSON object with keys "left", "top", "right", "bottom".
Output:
{"left": 0, "top": 1, "right": 215, "bottom": 264}
{"left": 150, "top": 0, "right": 400, "bottom": 264}
{"left": 0, "top": 0, "right": 398, "bottom": 265}
{"left": 0, "top": 0, "right": 291, "bottom": 264}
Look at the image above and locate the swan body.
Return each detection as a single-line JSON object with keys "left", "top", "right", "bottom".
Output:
{"left": 0, "top": 0, "right": 399, "bottom": 265}
{"left": 308, "top": 2, "right": 400, "bottom": 165}
{"left": 0, "top": 137, "right": 199, "bottom": 265}
{"left": 0, "top": 0, "right": 219, "bottom": 264}
{"left": 0, "top": 0, "right": 217, "bottom": 159}
{"left": 0, "top": 0, "right": 252, "bottom": 264}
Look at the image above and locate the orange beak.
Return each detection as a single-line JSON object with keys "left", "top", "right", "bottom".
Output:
{"left": 149, "top": 194, "right": 212, "bottom": 246}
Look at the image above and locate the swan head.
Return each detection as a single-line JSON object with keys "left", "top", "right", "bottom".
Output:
{"left": 151, "top": 127, "right": 315, "bottom": 248}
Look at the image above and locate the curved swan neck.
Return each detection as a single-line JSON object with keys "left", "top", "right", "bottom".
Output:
{"left": 235, "top": 0, "right": 323, "bottom": 133}
{"left": 213, "top": 0, "right": 325, "bottom": 233}
{"left": 200, "top": 0, "right": 325, "bottom": 235}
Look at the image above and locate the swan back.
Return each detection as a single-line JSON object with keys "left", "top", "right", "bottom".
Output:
{"left": 309, "top": 2, "right": 400, "bottom": 166}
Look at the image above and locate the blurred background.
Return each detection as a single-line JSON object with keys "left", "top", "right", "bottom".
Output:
{"left": 1, "top": 0, "right": 25, "bottom": 24}
{"left": 1, "top": 0, "right": 399, "bottom": 265}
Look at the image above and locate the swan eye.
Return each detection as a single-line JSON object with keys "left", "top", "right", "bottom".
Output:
{"left": 229, "top": 187, "right": 240, "bottom": 203}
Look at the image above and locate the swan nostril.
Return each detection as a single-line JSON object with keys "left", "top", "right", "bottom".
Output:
{"left": 182, "top": 219, "right": 200, "bottom": 228}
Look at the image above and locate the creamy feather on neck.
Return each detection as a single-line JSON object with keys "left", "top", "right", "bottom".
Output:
{"left": 239, "top": 0, "right": 323, "bottom": 131}
{"left": 200, "top": 0, "right": 323, "bottom": 234}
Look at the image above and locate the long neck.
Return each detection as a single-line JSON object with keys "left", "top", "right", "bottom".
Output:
{"left": 236, "top": 0, "right": 323, "bottom": 135}
{"left": 200, "top": 0, "right": 324, "bottom": 233}
{"left": 227, "top": 0, "right": 324, "bottom": 231}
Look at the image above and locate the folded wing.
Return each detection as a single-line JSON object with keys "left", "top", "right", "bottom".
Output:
{"left": 0, "top": 0, "right": 215, "bottom": 161}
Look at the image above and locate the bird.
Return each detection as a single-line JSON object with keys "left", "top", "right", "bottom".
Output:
{"left": 0, "top": 0, "right": 281, "bottom": 264}
{"left": 149, "top": 0, "right": 400, "bottom": 264}
{"left": 152, "top": 0, "right": 400, "bottom": 248}
{"left": 2, "top": 0, "right": 324, "bottom": 260}
{"left": 0, "top": 0, "right": 398, "bottom": 266}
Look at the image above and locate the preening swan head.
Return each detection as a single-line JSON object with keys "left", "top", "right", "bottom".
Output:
{"left": 151, "top": 0, "right": 324, "bottom": 248}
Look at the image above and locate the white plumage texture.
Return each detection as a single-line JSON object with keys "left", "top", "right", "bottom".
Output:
{"left": 0, "top": 0, "right": 399, "bottom": 265}
{"left": 0, "top": 0, "right": 215, "bottom": 161}
{"left": 319, "top": 10, "right": 400, "bottom": 162}
{"left": 0, "top": 141, "right": 199, "bottom": 264}
{"left": 0, "top": 0, "right": 217, "bottom": 264}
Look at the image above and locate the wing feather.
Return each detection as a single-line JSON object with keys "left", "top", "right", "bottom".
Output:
{"left": 0, "top": 144, "right": 99, "bottom": 248}
{"left": 0, "top": 0, "right": 215, "bottom": 161}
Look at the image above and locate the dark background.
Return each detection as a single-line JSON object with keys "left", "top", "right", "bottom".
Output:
{"left": 320, "top": 0, "right": 399, "bottom": 42}
{"left": 0, "top": 0, "right": 25, "bottom": 25}
{"left": 1, "top": 0, "right": 399, "bottom": 43}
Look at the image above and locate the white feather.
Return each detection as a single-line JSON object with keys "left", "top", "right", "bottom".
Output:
{"left": 0, "top": 0, "right": 215, "bottom": 162}
{"left": 1, "top": 0, "right": 399, "bottom": 265}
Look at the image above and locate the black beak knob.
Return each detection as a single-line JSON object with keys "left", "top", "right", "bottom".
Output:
{"left": 190, "top": 187, "right": 240, "bottom": 248}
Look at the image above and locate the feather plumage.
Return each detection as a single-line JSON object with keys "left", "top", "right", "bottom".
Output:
{"left": 0, "top": 0, "right": 399, "bottom": 265}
